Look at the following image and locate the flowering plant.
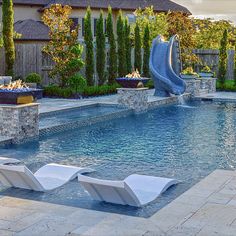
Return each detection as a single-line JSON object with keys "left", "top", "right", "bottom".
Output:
{"left": 181, "top": 67, "right": 199, "bottom": 76}
{"left": 201, "top": 66, "right": 212, "bottom": 73}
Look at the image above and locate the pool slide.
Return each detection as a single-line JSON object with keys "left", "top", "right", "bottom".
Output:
{"left": 149, "top": 35, "right": 186, "bottom": 97}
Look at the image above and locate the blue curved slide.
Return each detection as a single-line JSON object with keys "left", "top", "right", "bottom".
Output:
{"left": 149, "top": 35, "right": 186, "bottom": 97}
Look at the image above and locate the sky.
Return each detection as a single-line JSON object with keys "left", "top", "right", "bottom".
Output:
{"left": 173, "top": 0, "right": 236, "bottom": 23}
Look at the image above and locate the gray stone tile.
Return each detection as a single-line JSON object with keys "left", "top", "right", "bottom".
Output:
{"left": 207, "top": 192, "right": 235, "bottom": 205}
{"left": 182, "top": 203, "right": 236, "bottom": 229}
{"left": 5, "top": 213, "right": 47, "bottom": 232}
{"left": 74, "top": 214, "right": 164, "bottom": 236}
{"left": 0, "top": 229, "right": 14, "bottom": 236}
{"left": 150, "top": 202, "right": 196, "bottom": 232}
{"left": 218, "top": 177, "right": 236, "bottom": 195}
{"left": 197, "top": 225, "right": 236, "bottom": 236}
{"left": 166, "top": 225, "right": 201, "bottom": 236}
{"left": 0, "top": 206, "right": 34, "bottom": 222}
{"left": 14, "top": 215, "right": 79, "bottom": 236}
{"left": 174, "top": 194, "right": 207, "bottom": 208}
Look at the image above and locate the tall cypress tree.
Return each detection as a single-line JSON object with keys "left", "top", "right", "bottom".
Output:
{"left": 106, "top": 6, "right": 117, "bottom": 84}
{"left": 96, "top": 11, "right": 106, "bottom": 85}
{"left": 84, "top": 6, "right": 94, "bottom": 86}
{"left": 2, "top": 0, "right": 15, "bottom": 76}
{"left": 117, "top": 10, "right": 126, "bottom": 77}
{"left": 234, "top": 43, "right": 236, "bottom": 86}
{"left": 134, "top": 23, "right": 142, "bottom": 73}
{"left": 142, "top": 24, "right": 150, "bottom": 77}
{"left": 218, "top": 29, "right": 228, "bottom": 86}
{"left": 124, "top": 18, "right": 131, "bottom": 74}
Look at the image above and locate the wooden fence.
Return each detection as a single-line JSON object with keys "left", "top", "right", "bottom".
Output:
{"left": 0, "top": 43, "right": 235, "bottom": 85}
{"left": 0, "top": 42, "right": 54, "bottom": 85}
{"left": 193, "top": 49, "right": 234, "bottom": 80}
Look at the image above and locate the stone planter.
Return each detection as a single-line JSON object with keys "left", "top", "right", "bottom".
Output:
{"left": 26, "top": 82, "right": 37, "bottom": 89}
{"left": 180, "top": 74, "right": 199, "bottom": 80}
{"left": 199, "top": 72, "right": 214, "bottom": 78}
{"left": 199, "top": 78, "right": 217, "bottom": 92}
{"left": 116, "top": 77, "right": 150, "bottom": 88}
{"left": 117, "top": 88, "right": 149, "bottom": 112}
{"left": 184, "top": 79, "right": 201, "bottom": 96}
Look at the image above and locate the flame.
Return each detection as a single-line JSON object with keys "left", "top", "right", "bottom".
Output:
{"left": 0, "top": 80, "right": 29, "bottom": 90}
{"left": 125, "top": 69, "right": 141, "bottom": 79}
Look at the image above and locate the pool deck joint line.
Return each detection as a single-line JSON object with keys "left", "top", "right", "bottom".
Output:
{"left": 1, "top": 169, "right": 236, "bottom": 235}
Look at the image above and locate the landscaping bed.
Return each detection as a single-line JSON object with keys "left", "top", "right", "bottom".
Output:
{"left": 43, "top": 84, "right": 120, "bottom": 98}
{"left": 217, "top": 80, "right": 236, "bottom": 92}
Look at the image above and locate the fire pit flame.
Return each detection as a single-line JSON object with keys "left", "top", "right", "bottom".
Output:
{"left": 0, "top": 80, "right": 29, "bottom": 91}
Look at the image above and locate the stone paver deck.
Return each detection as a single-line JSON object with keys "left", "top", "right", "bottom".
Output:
{"left": 1, "top": 169, "right": 236, "bottom": 235}
{"left": 195, "top": 92, "right": 236, "bottom": 102}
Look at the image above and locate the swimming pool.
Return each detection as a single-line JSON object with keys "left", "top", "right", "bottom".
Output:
{"left": 0, "top": 101, "right": 236, "bottom": 217}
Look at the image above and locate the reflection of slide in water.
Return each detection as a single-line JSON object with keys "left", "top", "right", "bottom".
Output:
{"left": 149, "top": 35, "right": 186, "bottom": 97}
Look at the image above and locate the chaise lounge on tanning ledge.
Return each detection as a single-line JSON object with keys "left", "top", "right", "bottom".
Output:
{"left": 78, "top": 174, "right": 178, "bottom": 207}
{"left": 0, "top": 163, "right": 94, "bottom": 192}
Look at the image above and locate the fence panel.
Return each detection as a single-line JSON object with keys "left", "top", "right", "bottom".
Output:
{"left": 193, "top": 49, "right": 234, "bottom": 80}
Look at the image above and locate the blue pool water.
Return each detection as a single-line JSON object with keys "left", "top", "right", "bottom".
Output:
{"left": 1, "top": 101, "right": 236, "bottom": 217}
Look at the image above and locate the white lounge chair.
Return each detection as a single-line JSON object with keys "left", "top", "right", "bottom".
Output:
{"left": 0, "top": 157, "right": 21, "bottom": 165}
{"left": 78, "top": 174, "right": 178, "bottom": 207}
{"left": 0, "top": 163, "right": 94, "bottom": 192}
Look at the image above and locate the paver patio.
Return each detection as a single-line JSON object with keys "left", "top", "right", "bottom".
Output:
{"left": 1, "top": 169, "right": 236, "bottom": 235}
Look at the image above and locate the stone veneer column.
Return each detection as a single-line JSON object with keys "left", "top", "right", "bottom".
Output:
{"left": 117, "top": 88, "right": 149, "bottom": 112}
{"left": 0, "top": 103, "right": 39, "bottom": 143}
{"left": 198, "top": 78, "right": 217, "bottom": 93}
{"left": 184, "top": 79, "right": 201, "bottom": 96}
{"left": 205, "top": 78, "right": 217, "bottom": 93}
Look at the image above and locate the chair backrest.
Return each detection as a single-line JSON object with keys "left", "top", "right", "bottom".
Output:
{"left": 78, "top": 175, "right": 140, "bottom": 207}
{"left": 0, "top": 165, "right": 44, "bottom": 191}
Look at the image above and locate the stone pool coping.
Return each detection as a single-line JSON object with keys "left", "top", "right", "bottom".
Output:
{"left": 195, "top": 92, "right": 236, "bottom": 102}
{"left": 0, "top": 103, "right": 40, "bottom": 108}
{"left": 1, "top": 169, "right": 236, "bottom": 235}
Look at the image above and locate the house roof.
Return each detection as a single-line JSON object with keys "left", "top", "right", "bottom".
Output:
{"left": 14, "top": 19, "right": 49, "bottom": 41}
{"left": 2, "top": 0, "right": 191, "bottom": 14}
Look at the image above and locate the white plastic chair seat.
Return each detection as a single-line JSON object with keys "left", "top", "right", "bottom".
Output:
{"left": 78, "top": 174, "right": 178, "bottom": 207}
{"left": 0, "top": 163, "right": 94, "bottom": 192}
{"left": 0, "top": 157, "right": 21, "bottom": 165}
